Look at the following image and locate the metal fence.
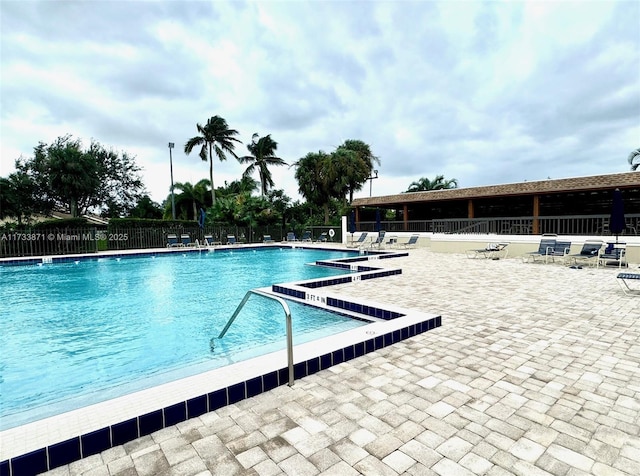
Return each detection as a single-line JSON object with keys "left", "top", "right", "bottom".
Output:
{"left": 359, "top": 214, "right": 640, "bottom": 236}
{"left": 0, "top": 223, "right": 348, "bottom": 258}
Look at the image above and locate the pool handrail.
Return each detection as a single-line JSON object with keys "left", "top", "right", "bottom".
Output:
{"left": 218, "top": 289, "right": 294, "bottom": 386}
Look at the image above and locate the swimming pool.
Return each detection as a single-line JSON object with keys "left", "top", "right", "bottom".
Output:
{"left": 0, "top": 247, "right": 367, "bottom": 429}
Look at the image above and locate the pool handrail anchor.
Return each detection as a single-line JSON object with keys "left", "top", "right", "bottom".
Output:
{"left": 218, "top": 289, "right": 294, "bottom": 386}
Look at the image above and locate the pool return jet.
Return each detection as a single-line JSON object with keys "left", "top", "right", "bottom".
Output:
{"left": 216, "top": 289, "right": 294, "bottom": 386}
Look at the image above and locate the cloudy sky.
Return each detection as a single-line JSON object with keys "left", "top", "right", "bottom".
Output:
{"left": 1, "top": 0, "right": 639, "bottom": 206}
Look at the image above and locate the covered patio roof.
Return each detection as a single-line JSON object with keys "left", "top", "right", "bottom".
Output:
{"left": 352, "top": 171, "right": 640, "bottom": 208}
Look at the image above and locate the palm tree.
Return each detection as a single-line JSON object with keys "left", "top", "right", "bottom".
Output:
{"left": 184, "top": 116, "right": 241, "bottom": 205}
{"left": 174, "top": 179, "right": 210, "bottom": 219}
{"left": 406, "top": 175, "right": 458, "bottom": 192}
{"left": 336, "top": 140, "right": 379, "bottom": 202}
{"left": 239, "top": 133, "right": 287, "bottom": 196}
{"left": 628, "top": 148, "right": 640, "bottom": 171}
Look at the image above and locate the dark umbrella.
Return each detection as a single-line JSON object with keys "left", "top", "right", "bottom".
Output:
{"left": 198, "top": 208, "right": 206, "bottom": 229}
{"left": 375, "top": 208, "right": 381, "bottom": 232}
{"left": 349, "top": 210, "right": 356, "bottom": 245}
{"left": 610, "top": 188, "right": 625, "bottom": 243}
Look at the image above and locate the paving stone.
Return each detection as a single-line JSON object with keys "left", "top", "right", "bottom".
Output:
{"left": 329, "top": 438, "right": 368, "bottom": 466}
{"left": 459, "top": 452, "right": 493, "bottom": 474}
{"left": 279, "top": 453, "right": 319, "bottom": 476}
{"left": 307, "top": 448, "right": 341, "bottom": 473}
{"left": 435, "top": 435, "right": 474, "bottom": 462}
{"left": 547, "top": 444, "right": 595, "bottom": 472}
{"left": 510, "top": 437, "right": 546, "bottom": 463}
{"left": 318, "top": 461, "right": 361, "bottom": 476}
{"left": 252, "top": 458, "right": 282, "bottom": 476}
{"left": 380, "top": 450, "right": 415, "bottom": 473}
{"left": 353, "top": 454, "right": 399, "bottom": 476}
{"left": 365, "top": 433, "right": 404, "bottom": 459}
{"left": 260, "top": 436, "right": 297, "bottom": 463}
{"left": 132, "top": 448, "right": 170, "bottom": 476}
{"left": 236, "top": 446, "right": 268, "bottom": 469}
{"left": 536, "top": 453, "right": 571, "bottom": 476}
{"left": 431, "top": 457, "right": 477, "bottom": 476}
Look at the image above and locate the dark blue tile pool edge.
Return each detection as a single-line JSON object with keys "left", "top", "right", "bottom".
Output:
{"left": 0, "top": 313, "right": 440, "bottom": 476}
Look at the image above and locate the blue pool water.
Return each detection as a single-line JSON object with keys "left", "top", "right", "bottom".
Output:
{"left": 0, "top": 248, "right": 366, "bottom": 429}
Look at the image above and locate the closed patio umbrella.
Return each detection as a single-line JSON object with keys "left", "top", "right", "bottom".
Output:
{"left": 349, "top": 210, "right": 356, "bottom": 245}
{"left": 610, "top": 188, "right": 625, "bottom": 243}
{"left": 375, "top": 208, "right": 381, "bottom": 232}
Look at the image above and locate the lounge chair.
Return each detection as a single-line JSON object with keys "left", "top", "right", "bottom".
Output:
{"left": 523, "top": 236, "right": 557, "bottom": 263}
{"left": 181, "top": 234, "right": 193, "bottom": 247}
{"left": 226, "top": 234, "right": 237, "bottom": 245}
{"left": 286, "top": 232, "right": 297, "bottom": 242}
{"left": 167, "top": 234, "right": 180, "bottom": 247}
{"left": 565, "top": 240, "right": 602, "bottom": 267}
{"left": 263, "top": 235, "right": 275, "bottom": 243}
{"left": 598, "top": 243, "right": 626, "bottom": 268}
{"left": 466, "top": 242, "right": 508, "bottom": 259}
{"left": 347, "top": 232, "right": 368, "bottom": 248}
{"left": 547, "top": 240, "right": 572, "bottom": 263}
{"left": 316, "top": 232, "right": 328, "bottom": 242}
{"left": 202, "top": 235, "right": 216, "bottom": 247}
{"left": 370, "top": 230, "right": 386, "bottom": 248}
{"left": 617, "top": 273, "right": 640, "bottom": 295}
{"left": 301, "top": 230, "right": 312, "bottom": 242}
{"left": 396, "top": 234, "right": 420, "bottom": 249}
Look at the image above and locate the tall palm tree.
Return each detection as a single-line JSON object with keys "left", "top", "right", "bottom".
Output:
{"left": 184, "top": 115, "right": 241, "bottom": 205}
{"left": 239, "top": 133, "right": 287, "bottom": 196}
{"left": 628, "top": 148, "right": 640, "bottom": 171}
{"left": 406, "top": 175, "right": 458, "bottom": 192}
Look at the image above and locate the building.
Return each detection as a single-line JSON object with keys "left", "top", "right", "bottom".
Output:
{"left": 352, "top": 171, "right": 640, "bottom": 236}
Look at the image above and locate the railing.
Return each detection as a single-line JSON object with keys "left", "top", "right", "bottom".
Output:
{"left": 217, "top": 289, "right": 294, "bottom": 386}
{"left": 359, "top": 214, "right": 640, "bottom": 236}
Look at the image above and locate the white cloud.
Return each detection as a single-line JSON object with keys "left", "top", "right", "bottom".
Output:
{"left": 1, "top": 0, "right": 638, "bottom": 207}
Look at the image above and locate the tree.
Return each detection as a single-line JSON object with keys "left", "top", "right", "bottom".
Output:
{"left": 14, "top": 135, "right": 144, "bottom": 217}
{"left": 294, "top": 151, "right": 335, "bottom": 224}
{"left": 239, "top": 133, "right": 287, "bottom": 196}
{"left": 629, "top": 148, "right": 640, "bottom": 171}
{"left": 405, "top": 175, "right": 458, "bottom": 192}
{"left": 173, "top": 179, "right": 210, "bottom": 220}
{"left": 0, "top": 172, "right": 38, "bottom": 224}
{"left": 326, "top": 147, "right": 369, "bottom": 204}
{"left": 184, "top": 115, "right": 242, "bottom": 206}
{"left": 128, "top": 195, "right": 163, "bottom": 219}
{"left": 217, "top": 176, "right": 258, "bottom": 199}
{"left": 335, "top": 140, "right": 380, "bottom": 202}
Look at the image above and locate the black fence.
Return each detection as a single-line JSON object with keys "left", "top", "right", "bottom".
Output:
{"left": 0, "top": 224, "right": 345, "bottom": 258}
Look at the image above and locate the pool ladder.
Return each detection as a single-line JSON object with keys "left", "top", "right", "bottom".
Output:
{"left": 218, "top": 289, "right": 294, "bottom": 386}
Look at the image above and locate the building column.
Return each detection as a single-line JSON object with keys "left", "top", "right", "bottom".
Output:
{"left": 403, "top": 204, "right": 408, "bottom": 231}
{"left": 467, "top": 199, "right": 474, "bottom": 219}
{"left": 532, "top": 195, "right": 540, "bottom": 234}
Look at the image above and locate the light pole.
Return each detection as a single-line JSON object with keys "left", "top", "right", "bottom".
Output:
{"left": 168, "top": 142, "right": 176, "bottom": 220}
{"left": 368, "top": 169, "right": 379, "bottom": 197}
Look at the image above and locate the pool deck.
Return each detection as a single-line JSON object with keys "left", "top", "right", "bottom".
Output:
{"left": 19, "top": 246, "right": 640, "bottom": 474}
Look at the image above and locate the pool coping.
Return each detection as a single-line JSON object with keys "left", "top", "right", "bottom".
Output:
{"left": 0, "top": 246, "right": 442, "bottom": 475}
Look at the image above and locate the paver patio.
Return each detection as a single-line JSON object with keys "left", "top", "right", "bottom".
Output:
{"left": 40, "top": 247, "right": 640, "bottom": 475}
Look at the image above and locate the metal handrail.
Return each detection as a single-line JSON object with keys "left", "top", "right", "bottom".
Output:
{"left": 218, "top": 289, "right": 294, "bottom": 386}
